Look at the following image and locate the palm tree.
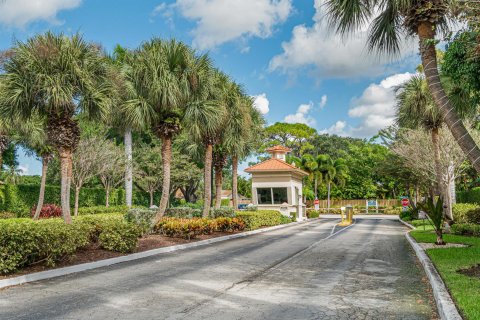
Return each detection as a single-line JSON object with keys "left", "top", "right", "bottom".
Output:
{"left": 125, "top": 39, "right": 212, "bottom": 222}
{"left": 16, "top": 115, "right": 54, "bottom": 220}
{"left": 0, "top": 32, "right": 112, "bottom": 223}
{"left": 317, "top": 155, "right": 348, "bottom": 212}
{"left": 228, "top": 96, "right": 264, "bottom": 209}
{"left": 396, "top": 75, "right": 443, "bottom": 195}
{"left": 289, "top": 154, "right": 320, "bottom": 198}
{"left": 108, "top": 45, "right": 146, "bottom": 208}
{"left": 325, "top": 0, "right": 480, "bottom": 173}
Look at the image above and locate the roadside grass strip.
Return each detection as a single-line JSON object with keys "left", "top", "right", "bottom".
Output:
{"left": 410, "top": 227, "right": 480, "bottom": 320}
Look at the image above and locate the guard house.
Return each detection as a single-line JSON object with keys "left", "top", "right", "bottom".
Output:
{"left": 245, "top": 146, "right": 308, "bottom": 220}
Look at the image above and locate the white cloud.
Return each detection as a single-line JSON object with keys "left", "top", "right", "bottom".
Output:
{"left": 169, "top": 0, "right": 292, "bottom": 50}
{"left": 320, "top": 121, "right": 348, "bottom": 136}
{"left": 253, "top": 93, "right": 270, "bottom": 114}
{"left": 269, "top": 0, "right": 415, "bottom": 79}
{"left": 320, "top": 72, "right": 414, "bottom": 138}
{"left": 319, "top": 94, "right": 327, "bottom": 109}
{"left": 284, "top": 102, "right": 316, "bottom": 126}
{"left": 0, "top": 0, "right": 82, "bottom": 28}
{"left": 18, "top": 165, "right": 29, "bottom": 175}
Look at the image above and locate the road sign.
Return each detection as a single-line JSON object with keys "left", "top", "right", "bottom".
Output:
{"left": 314, "top": 198, "right": 319, "bottom": 210}
{"left": 401, "top": 198, "right": 409, "bottom": 207}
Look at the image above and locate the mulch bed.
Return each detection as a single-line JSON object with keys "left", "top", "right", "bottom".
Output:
{"left": 457, "top": 264, "right": 480, "bottom": 279}
{"left": 0, "top": 231, "right": 241, "bottom": 281}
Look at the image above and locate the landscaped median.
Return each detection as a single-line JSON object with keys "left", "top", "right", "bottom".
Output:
{"left": 405, "top": 219, "right": 480, "bottom": 320}
{"left": 0, "top": 208, "right": 294, "bottom": 279}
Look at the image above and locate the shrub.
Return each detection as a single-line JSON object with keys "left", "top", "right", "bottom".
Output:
{"left": 452, "top": 203, "right": 480, "bottom": 224}
{"left": 451, "top": 223, "right": 480, "bottom": 237}
{"left": 220, "top": 199, "right": 230, "bottom": 207}
{"left": 384, "top": 207, "right": 401, "bottom": 215}
{"left": 210, "top": 207, "right": 235, "bottom": 218}
{"left": 399, "top": 209, "right": 414, "bottom": 221}
{"left": 30, "top": 204, "right": 62, "bottom": 219}
{"left": 279, "top": 215, "right": 293, "bottom": 224}
{"left": 306, "top": 209, "right": 320, "bottom": 219}
{"left": 457, "top": 187, "right": 480, "bottom": 204}
{"left": 0, "top": 218, "right": 93, "bottom": 274}
{"left": 75, "top": 214, "right": 140, "bottom": 253}
{"left": 214, "top": 217, "right": 245, "bottom": 232}
{"left": 154, "top": 217, "right": 246, "bottom": 239}
{"left": 124, "top": 208, "right": 157, "bottom": 234}
{"left": 290, "top": 212, "right": 297, "bottom": 222}
{"left": 0, "top": 211, "right": 15, "bottom": 219}
{"left": 77, "top": 205, "right": 130, "bottom": 215}
{"left": 165, "top": 207, "right": 202, "bottom": 218}
{"left": 97, "top": 221, "right": 141, "bottom": 253}
{"left": 235, "top": 210, "right": 283, "bottom": 230}
{"left": 245, "top": 205, "right": 258, "bottom": 211}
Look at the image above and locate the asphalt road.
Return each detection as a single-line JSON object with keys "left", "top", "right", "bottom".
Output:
{"left": 0, "top": 218, "right": 437, "bottom": 320}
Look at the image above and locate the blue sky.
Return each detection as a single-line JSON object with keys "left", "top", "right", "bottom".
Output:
{"left": 0, "top": 0, "right": 420, "bottom": 175}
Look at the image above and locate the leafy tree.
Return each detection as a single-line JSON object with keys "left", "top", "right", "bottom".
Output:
{"left": 99, "top": 141, "right": 125, "bottom": 207}
{"left": 325, "top": 0, "right": 480, "bottom": 173}
{"left": 264, "top": 122, "right": 315, "bottom": 156}
{"left": 134, "top": 142, "right": 163, "bottom": 207}
{"left": 170, "top": 149, "right": 203, "bottom": 203}
{"left": 0, "top": 32, "right": 112, "bottom": 223}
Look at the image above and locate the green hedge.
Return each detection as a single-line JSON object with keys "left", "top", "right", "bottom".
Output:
{"left": 457, "top": 187, "right": 480, "bottom": 204}
{"left": 306, "top": 209, "right": 320, "bottom": 219}
{"left": 235, "top": 210, "right": 284, "bottom": 230}
{"left": 452, "top": 203, "right": 480, "bottom": 224}
{"left": 77, "top": 205, "right": 130, "bottom": 215}
{"left": 0, "top": 184, "right": 160, "bottom": 215}
{"left": 0, "top": 215, "right": 141, "bottom": 274}
{"left": 451, "top": 223, "right": 480, "bottom": 237}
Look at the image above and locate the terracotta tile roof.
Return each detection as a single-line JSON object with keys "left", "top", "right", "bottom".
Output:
{"left": 266, "top": 145, "right": 292, "bottom": 153}
{"left": 245, "top": 158, "right": 308, "bottom": 176}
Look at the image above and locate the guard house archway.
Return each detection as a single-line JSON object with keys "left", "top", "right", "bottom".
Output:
{"left": 245, "top": 146, "right": 308, "bottom": 220}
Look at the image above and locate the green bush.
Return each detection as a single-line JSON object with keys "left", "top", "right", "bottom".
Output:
{"left": 0, "top": 211, "right": 15, "bottom": 219}
{"left": 451, "top": 223, "right": 480, "bottom": 237}
{"left": 220, "top": 199, "right": 230, "bottom": 207}
{"left": 155, "top": 217, "right": 245, "bottom": 239}
{"left": 279, "top": 215, "right": 293, "bottom": 224}
{"left": 235, "top": 210, "right": 283, "bottom": 230}
{"left": 0, "top": 218, "right": 93, "bottom": 274}
{"left": 77, "top": 205, "right": 130, "bottom": 215}
{"left": 245, "top": 205, "right": 258, "bottom": 211}
{"left": 457, "top": 187, "right": 480, "bottom": 204}
{"left": 399, "top": 209, "right": 416, "bottom": 221}
{"left": 452, "top": 203, "right": 480, "bottom": 224}
{"left": 124, "top": 208, "right": 157, "bottom": 234}
{"left": 165, "top": 207, "right": 202, "bottom": 218}
{"left": 97, "top": 221, "right": 141, "bottom": 253}
{"left": 306, "top": 209, "right": 320, "bottom": 219}
{"left": 384, "top": 207, "right": 401, "bottom": 215}
{"left": 210, "top": 207, "right": 235, "bottom": 218}
{"left": 290, "top": 212, "right": 297, "bottom": 222}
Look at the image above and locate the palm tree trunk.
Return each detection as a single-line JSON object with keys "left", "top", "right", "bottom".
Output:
{"left": 33, "top": 156, "right": 50, "bottom": 220}
{"left": 74, "top": 186, "right": 80, "bottom": 217}
{"left": 418, "top": 22, "right": 480, "bottom": 173}
{"left": 214, "top": 164, "right": 223, "bottom": 209}
{"left": 149, "top": 190, "right": 154, "bottom": 207}
{"left": 232, "top": 155, "right": 238, "bottom": 209}
{"left": 59, "top": 147, "right": 72, "bottom": 224}
{"left": 435, "top": 229, "right": 445, "bottom": 245}
{"left": 154, "top": 136, "right": 172, "bottom": 224}
{"left": 431, "top": 128, "right": 443, "bottom": 197}
{"left": 203, "top": 144, "right": 213, "bottom": 217}
{"left": 124, "top": 127, "right": 133, "bottom": 207}
{"left": 327, "top": 182, "right": 331, "bottom": 212}
{"left": 314, "top": 177, "right": 318, "bottom": 199}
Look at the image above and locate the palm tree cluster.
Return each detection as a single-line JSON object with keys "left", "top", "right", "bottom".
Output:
{"left": 0, "top": 33, "right": 263, "bottom": 224}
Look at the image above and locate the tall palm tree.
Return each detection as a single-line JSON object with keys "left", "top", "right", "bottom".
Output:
{"left": 317, "top": 155, "right": 348, "bottom": 211}
{"left": 325, "top": 0, "right": 480, "bottom": 173}
{"left": 289, "top": 154, "right": 320, "bottom": 198}
{"left": 108, "top": 45, "right": 146, "bottom": 208}
{"left": 0, "top": 32, "right": 112, "bottom": 223}
{"left": 396, "top": 75, "right": 443, "bottom": 196}
{"left": 125, "top": 39, "right": 212, "bottom": 222}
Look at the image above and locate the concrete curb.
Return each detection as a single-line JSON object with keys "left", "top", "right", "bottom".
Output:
{"left": 400, "top": 219, "right": 463, "bottom": 320}
{"left": 0, "top": 219, "right": 317, "bottom": 290}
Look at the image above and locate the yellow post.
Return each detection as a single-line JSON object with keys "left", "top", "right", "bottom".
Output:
{"left": 338, "top": 206, "right": 352, "bottom": 226}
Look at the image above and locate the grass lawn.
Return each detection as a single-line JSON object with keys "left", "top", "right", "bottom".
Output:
{"left": 410, "top": 223, "right": 480, "bottom": 320}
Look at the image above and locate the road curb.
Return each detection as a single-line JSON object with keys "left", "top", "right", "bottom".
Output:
{"left": 401, "top": 219, "right": 462, "bottom": 320}
{"left": 0, "top": 219, "right": 317, "bottom": 290}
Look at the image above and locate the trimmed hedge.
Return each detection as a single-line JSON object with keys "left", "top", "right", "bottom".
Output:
{"left": 457, "top": 187, "right": 480, "bottom": 204}
{"left": 165, "top": 207, "right": 202, "bottom": 218}
{"left": 306, "top": 209, "right": 320, "bottom": 219}
{"left": 124, "top": 208, "right": 157, "bottom": 235}
{"left": 451, "top": 223, "right": 480, "bottom": 237}
{"left": 0, "top": 215, "right": 141, "bottom": 274}
{"left": 210, "top": 207, "right": 235, "bottom": 218}
{"left": 452, "top": 203, "right": 480, "bottom": 224}
{"left": 235, "top": 210, "right": 284, "bottom": 230}
{"left": 77, "top": 205, "right": 130, "bottom": 216}
{"left": 154, "top": 217, "right": 245, "bottom": 239}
